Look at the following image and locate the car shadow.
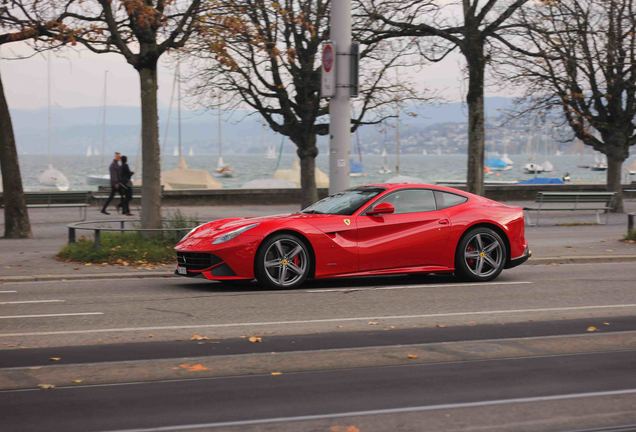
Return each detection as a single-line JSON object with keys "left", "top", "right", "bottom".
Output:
{"left": 170, "top": 272, "right": 501, "bottom": 294}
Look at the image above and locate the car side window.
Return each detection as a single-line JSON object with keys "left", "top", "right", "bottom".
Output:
{"left": 375, "top": 189, "right": 437, "bottom": 214}
{"left": 434, "top": 191, "right": 468, "bottom": 210}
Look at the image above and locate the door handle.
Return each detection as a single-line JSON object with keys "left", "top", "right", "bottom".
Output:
{"left": 438, "top": 219, "right": 450, "bottom": 225}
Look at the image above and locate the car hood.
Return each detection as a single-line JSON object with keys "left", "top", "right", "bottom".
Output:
{"left": 188, "top": 213, "right": 324, "bottom": 238}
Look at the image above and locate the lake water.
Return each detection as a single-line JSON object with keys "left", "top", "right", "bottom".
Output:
{"left": 13, "top": 153, "right": 636, "bottom": 191}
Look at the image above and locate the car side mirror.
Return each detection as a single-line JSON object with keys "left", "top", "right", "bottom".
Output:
{"left": 367, "top": 202, "right": 395, "bottom": 216}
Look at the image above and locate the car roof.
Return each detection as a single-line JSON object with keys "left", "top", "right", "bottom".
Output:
{"left": 362, "top": 183, "right": 468, "bottom": 195}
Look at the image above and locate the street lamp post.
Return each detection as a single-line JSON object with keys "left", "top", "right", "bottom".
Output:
{"left": 328, "top": 0, "right": 352, "bottom": 194}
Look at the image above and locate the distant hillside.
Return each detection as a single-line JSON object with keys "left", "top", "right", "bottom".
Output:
{"left": 11, "top": 97, "right": 516, "bottom": 155}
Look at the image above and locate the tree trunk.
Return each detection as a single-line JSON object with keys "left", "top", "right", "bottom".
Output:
{"left": 138, "top": 66, "right": 162, "bottom": 230}
{"left": 296, "top": 134, "right": 319, "bottom": 209}
{"left": 606, "top": 155, "right": 624, "bottom": 213}
{"left": 465, "top": 42, "right": 486, "bottom": 196}
{"left": 0, "top": 68, "right": 31, "bottom": 238}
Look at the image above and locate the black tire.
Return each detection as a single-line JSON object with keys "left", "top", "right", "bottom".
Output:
{"left": 255, "top": 233, "right": 312, "bottom": 289}
{"left": 455, "top": 227, "right": 507, "bottom": 282}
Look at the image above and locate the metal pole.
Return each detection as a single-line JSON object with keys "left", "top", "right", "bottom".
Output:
{"left": 328, "top": 0, "right": 351, "bottom": 194}
{"left": 94, "top": 229, "right": 101, "bottom": 250}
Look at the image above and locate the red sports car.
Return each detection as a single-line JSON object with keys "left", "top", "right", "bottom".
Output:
{"left": 175, "top": 183, "right": 530, "bottom": 289}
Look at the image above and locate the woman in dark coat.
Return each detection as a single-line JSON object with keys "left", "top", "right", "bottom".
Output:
{"left": 119, "top": 155, "right": 134, "bottom": 216}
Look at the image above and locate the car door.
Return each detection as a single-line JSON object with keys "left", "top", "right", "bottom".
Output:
{"left": 355, "top": 188, "right": 451, "bottom": 272}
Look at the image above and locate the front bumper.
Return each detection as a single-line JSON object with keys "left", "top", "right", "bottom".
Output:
{"left": 505, "top": 245, "right": 531, "bottom": 269}
{"left": 174, "top": 235, "right": 259, "bottom": 280}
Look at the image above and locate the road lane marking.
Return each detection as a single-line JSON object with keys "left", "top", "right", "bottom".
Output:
{"left": 306, "top": 280, "right": 532, "bottom": 293}
{"left": 99, "top": 388, "right": 636, "bottom": 431}
{"left": 1, "top": 303, "right": 636, "bottom": 337}
{"left": 0, "top": 300, "right": 65, "bottom": 305}
{"left": 0, "top": 291, "right": 17, "bottom": 294}
{"left": 0, "top": 312, "right": 103, "bottom": 320}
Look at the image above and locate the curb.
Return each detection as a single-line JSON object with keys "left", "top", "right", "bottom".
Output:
{"left": 1, "top": 255, "right": 636, "bottom": 283}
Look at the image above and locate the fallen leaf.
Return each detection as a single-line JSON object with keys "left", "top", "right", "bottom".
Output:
{"left": 248, "top": 336, "right": 262, "bottom": 343}
{"left": 368, "top": 321, "right": 379, "bottom": 326}
{"left": 178, "top": 363, "right": 209, "bottom": 372}
{"left": 270, "top": 371, "right": 283, "bottom": 376}
{"left": 407, "top": 354, "right": 419, "bottom": 360}
{"left": 190, "top": 334, "right": 210, "bottom": 341}
{"left": 38, "top": 383, "right": 55, "bottom": 390}
{"left": 49, "top": 357, "right": 61, "bottom": 362}
{"left": 603, "top": 322, "right": 610, "bottom": 326}
{"left": 330, "top": 426, "right": 360, "bottom": 432}
{"left": 436, "top": 324, "right": 447, "bottom": 328}
{"left": 72, "top": 379, "right": 83, "bottom": 384}
{"left": 587, "top": 326, "right": 598, "bottom": 332}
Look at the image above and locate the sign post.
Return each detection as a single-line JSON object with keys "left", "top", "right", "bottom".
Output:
{"left": 321, "top": 42, "right": 336, "bottom": 98}
{"left": 326, "top": 0, "right": 352, "bottom": 194}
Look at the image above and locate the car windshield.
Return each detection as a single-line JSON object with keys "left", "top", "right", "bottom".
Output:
{"left": 301, "top": 187, "right": 384, "bottom": 215}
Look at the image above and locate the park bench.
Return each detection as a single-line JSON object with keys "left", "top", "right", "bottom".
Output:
{"left": 524, "top": 191, "right": 616, "bottom": 226}
{"left": 0, "top": 191, "right": 89, "bottom": 220}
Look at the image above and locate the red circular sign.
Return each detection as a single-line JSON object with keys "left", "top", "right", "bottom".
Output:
{"left": 322, "top": 44, "right": 334, "bottom": 73}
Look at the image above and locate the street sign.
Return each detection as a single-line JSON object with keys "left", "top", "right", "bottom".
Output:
{"left": 321, "top": 41, "right": 336, "bottom": 98}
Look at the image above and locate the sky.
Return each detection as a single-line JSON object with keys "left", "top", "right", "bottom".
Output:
{"left": 0, "top": 39, "right": 514, "bottom": 111}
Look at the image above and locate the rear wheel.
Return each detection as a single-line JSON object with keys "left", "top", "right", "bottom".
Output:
{"left": 455, "top": 227, "right": 507, "bottom": 282}
{"left": 255, "top": 233, "right": 312, "bottom": 289}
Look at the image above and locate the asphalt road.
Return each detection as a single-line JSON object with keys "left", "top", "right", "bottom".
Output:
{"left": 1, "top": 261, "right": 636, "bottom": 431}
{"left": 2, "top": 350, "right": 636, "bottom": 432}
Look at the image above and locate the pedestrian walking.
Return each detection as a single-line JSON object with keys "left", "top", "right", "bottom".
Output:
{"left": 100, "top": 152, "right": 121, "bottom": 215}
{"left": 119, "top": 155, "right": 134, "bottom": 216}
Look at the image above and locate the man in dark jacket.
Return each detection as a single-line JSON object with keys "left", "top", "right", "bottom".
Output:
{"left": 100, "top": 152, "right": 121, "bottom": 215}
{"left": 119, "top": 155, "right": 134, "bottom": 215}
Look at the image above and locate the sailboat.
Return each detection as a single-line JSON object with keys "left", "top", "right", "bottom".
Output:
{"left": 38, "top": 53, "right": 70, "bottom": 191}
{"left": 161, "top": 64, "right": 221, "bottom": 190}
{"left": 501, "top": 153, "right": 514, "bottom": 166}
{"left": 214, "top": 101, "right": 234, "bottom": 178}
{"left": 538, "top": 122, "right": 555, "bottom": 173}
{"left": 541, "top": 160, "right": 554, "bottom": 172}
{"left": 591, "top": 154, "right": 608, "bottom": 171}
{"left": 349, "top": 128, "right": 367, "bottom": 178}
{"left": 273, "top": 158, "right": 329, "bottom": 188}
{"left": 188, "top": 147, "right": 194, "bottom": 157}
{"left": 378, "top": 148, "right": 392, "bottom": 175}
{"left": 486, "top": 155, "right": 512, "bottom": 171}
{"left": 86, "top": 145, "right": 94, "bottom": 157}
{"left": 265, "top": 145, "right": 277, "bottom": 160}
{"left": 172, "top": 147, "right": 179, "bottom": 157}
{"left": 524, "top": 162, "right": 544, "bottom": 174}
{"left": 86, "top": 71, "right": 112, "bottom": 187}
{"left": 523, "top": 119, "right": 545, "bottom": 175}
{"left": 215, "top": 156, "right": 233, "bottom": 178}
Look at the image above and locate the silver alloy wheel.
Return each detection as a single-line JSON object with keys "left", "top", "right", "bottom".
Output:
{"left": 463, "top": 232, "right": 503, "bottom": 278}
{"left": 263, "top": 238, "right": 308, "bottom": 287}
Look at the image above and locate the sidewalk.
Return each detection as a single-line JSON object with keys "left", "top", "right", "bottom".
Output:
{"left": 0, "top": 200, "right": 634, "bottom": 281}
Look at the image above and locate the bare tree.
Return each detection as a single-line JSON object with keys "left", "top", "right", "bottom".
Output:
{"left": 506, "top": 0, "right": 636, "bottom": 212}
{"left": 358, "top": 0, "right": 531, "bottom": 196}
{"left": 0, "top": 0, "right": 66, "bottom": 238}
{"left": 187, "top": 0, "right": 425, "bottom": 207}
{"left": 57, "top": 0, "right": 203, "bottom": 229}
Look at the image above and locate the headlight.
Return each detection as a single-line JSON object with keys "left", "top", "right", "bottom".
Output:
{"left": 212, "top": 223, "right": 259, "bottom": 245}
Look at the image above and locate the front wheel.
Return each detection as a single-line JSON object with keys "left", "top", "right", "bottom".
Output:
{"left": 455, "top": 227, "right": 507, "bottom": 282}
{"left": 255, "top": 234, "right": 312, "bottom": 289}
